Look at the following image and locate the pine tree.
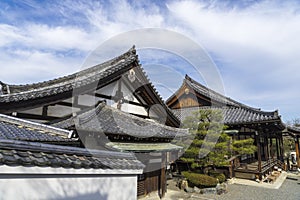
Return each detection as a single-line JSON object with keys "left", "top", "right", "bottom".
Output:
{"left": 180, "top": 109, "right": 256, "bottom": 170}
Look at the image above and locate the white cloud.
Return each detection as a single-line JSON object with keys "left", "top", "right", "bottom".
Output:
{"left": 0, "top": 0, "right": 166, "bottom": 83}
{"left": 0, "top": 24, "right": 25, "bottom": 46}
{"left": 1, "top": 0, "right": 300, "bottom": 121}
{"left": 24, "top": 24, "right": 95, "bottom": 51}
{"left": 0, "top": 49, "right": 82, "bottom": 84}
{"left": 166, "top": 0, "right": 300, "bottom": 121}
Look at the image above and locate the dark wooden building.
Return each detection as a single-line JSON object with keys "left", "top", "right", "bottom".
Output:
{"left": 284, "top": 126, "right": 300, "bottom": 168}
{"left": 167, "top": 75, "right": 286, "bottom": 180}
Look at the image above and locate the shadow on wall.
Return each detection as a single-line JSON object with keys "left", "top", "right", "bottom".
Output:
{"left": 0, "top": 175, "right": 137, "bottom": 200}
{"left": 54, "top": 192, "right": 107, "bottom": 200}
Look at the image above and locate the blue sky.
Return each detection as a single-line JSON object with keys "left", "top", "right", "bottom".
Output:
{"left": 0, "top": 0, "right": 300, "bottom": 122}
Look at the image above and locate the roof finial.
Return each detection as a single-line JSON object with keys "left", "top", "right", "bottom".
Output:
{"left": 131, "top": 45, "right": 136, "bottom": 54}
{"left": 185, "top": 74, "right": 192, "bottom": 81}
{"left": 274, "top": 110, "right": 279, "bottom": 117}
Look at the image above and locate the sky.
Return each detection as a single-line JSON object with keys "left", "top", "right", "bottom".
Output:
{"left": 0, "top": 0, "right": 299, "bottom": 122}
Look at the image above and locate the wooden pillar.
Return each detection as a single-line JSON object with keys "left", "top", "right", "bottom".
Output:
{"left": 265, "top": 134, "right": 269, "bottom": 160}
{"left": 279, "top": 134, "right": 284, "bottom": 161}
{"left": 275, "top": 136, "right": 279, "bottom": 159}
{"left": 264, "top": 134, "right": 269, "bottom": 160}
{"left": 295, "top": 136, "right": 300, "bottom": 168}
{"left": 42, "top": 105, "right": 48, "bottom": 117}
{"left": 159, "top": 152, "right": 167, "bottom": 198}
{"left": 256, "top": 131, "right": 262, "bottom": 173}
{"left": 269, "top": 136, "right": 273, "bottom": 160}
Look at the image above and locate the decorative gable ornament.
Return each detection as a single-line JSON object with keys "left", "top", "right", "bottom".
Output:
{"left": 128, "top": 69, "right": 136, "bottom": 82}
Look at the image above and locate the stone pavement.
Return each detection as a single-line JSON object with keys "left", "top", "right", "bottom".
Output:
{"left": 231, "top": 171, "right": 288, "bottom": 189}
{"left": 139, "top": 172, "right": 299, "bottom": 200}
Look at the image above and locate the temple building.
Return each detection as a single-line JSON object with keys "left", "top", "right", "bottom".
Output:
{"left": 0, "top": 114, "right": 144, "bottom": 199}
{"left": 167, "top": 75, "right": 286, "bottom": 180}
{"left": 1, "top": 45, "right": 299, "bottom": 198}
{"left": 52, "top": 101, "right": 187, "bottom": 197}
{"left": 0, "top": 46, "right": 187, "bottom": 198}
{"left": 284, "top": 126, "right": 300, "bottom": 169}
{"left": 0, "top": 46, "right": 179, "bottom": 127}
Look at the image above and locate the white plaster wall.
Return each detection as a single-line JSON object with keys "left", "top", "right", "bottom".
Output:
{"left": 0, "top": 176, "right": 137, "bottom": 200}
{"left": 119, "top": 103, "right": 148, "bottom": 116}
{"left": 97, "top": 82, "right": 118, "bottom": 97}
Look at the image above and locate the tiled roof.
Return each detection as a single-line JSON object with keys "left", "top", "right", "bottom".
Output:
{"left": 185, "top": 75, "right": 243, "bottom": 107}
{"left": 0, "top": 114, "right": 77, "bottom": 143}
{"left": 0, "top": 139, "right": 144, "bottom": 170}
{"left": 172, "top": 106, "right": 280, "bottom": 125}
{"left": 0, "top": 114, "right": 144, "bottom": 170}
{"left": 286, "top": 125, "right": 300, "bottom": 134}
{"left": 167, "top": 75, "right": 284, "bottom": 127}
{"left": 167, "top": 75, "right": 260, "bottom": 109}
{"left": 54, "top": 102, "right": 188, "bottom": 139}
{"left": 0, "top": 47, "right": 138, "bottom": 111}
{"left": 136, "top": 66, "right": 181, "bottom": 126}
{"left": 0, "top": 46, "right": 180, "bottom": 126}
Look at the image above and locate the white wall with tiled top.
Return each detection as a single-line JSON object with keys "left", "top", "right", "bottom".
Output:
{"left": 0, "top": 175, "right": 138, "bottom": 200}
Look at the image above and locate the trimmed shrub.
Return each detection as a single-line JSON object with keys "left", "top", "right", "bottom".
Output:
{"left": 208, "top": 171, "right": 226, "bottom": 183}
{"left": 182, "top": 171, "right": 218, "bottom": 188}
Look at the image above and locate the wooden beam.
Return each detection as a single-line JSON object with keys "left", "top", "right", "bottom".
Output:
{"left": 130, "top": 112, "right": 149, "bottom": 119}
{"left": 15, "top": 112, "right": 59, "bottom": 121}
{"left": 54, "top": 101, "right": 90, "bottom": 109}
{"left": 42, "top": 106, "right": 48, "bottom": 116}
{"left": 93, "top": 93, "right": 149, "bottom": 108}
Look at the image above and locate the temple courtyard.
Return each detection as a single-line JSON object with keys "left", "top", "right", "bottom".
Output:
{"left": 141, "top": 172, "right": 299, "bottom": 200}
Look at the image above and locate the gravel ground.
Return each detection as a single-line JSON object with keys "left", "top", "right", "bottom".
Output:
{"left": 190, "top": 175, "right": 300, "bottom": 200}
{"left": 141, "top": 174, "right": 299, "bottom": 200}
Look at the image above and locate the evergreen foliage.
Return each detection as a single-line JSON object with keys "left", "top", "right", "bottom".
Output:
{"left": 182, "top": 171, "right": 218, "bottom": 188}
{"left": 180, "top": 109, "right": 256, "bottom": 169}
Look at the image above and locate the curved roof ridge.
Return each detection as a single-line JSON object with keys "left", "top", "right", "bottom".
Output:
{"left": 184, "top": 74, "right": 265, "bottom": 111}
{"left": 165, "top": 77, "right": 187, "bottom": 104}
{"left": 54, "top": 102, "right": 188, "bottom": 139}
{"left": 2, "top": 46, "right": 137, "bottom": 94}
{"left": 135, "top": 64, "right": 181, "bottom": 126}
{"left": 172, "top": 105, "right": 281, "bottom": 125}
{"left": 0, "top": 47, "right": 138, "bottom": 108}
{"left": 180, "top": 105, "right": 278, "bottom": 117}
{"left": 79, "top": 102, "right": 188, "bottom": 135}
{"left": 286, "top": 125, "right": 300, "bottom": 134}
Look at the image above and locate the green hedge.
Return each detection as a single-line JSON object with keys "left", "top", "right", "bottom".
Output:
{"left": 208, "top": 171, "right": 226, "bottom": 183}
{"left": 182, "top": 171, "right": 218, "bottom": 188}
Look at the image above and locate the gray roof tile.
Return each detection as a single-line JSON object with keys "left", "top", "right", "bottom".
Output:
{"left": 286, "top": 125, "right": 300, "bottom": 134}
{"left": 168, "top": 75, "right": 282, "bottom": 126}
{"left": 54, "top": 102, "right": 188, "bottom": 139}
{"left": 0, "top": 46, "right": 180, "bottom": 126}
{"left": 0, "top": 47, "right": 137, "bottom": 112}
{"left": 0, "top": 139, "right": 144, "bottom": 170}
{"left": 172, "top": 106, "right": 280, "bottom": 125}
{"left": 167, "top": 75, "right": 261, "bottom": 110}
{"left": 0, "top": 114, "right": 77, "bottom": 143}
